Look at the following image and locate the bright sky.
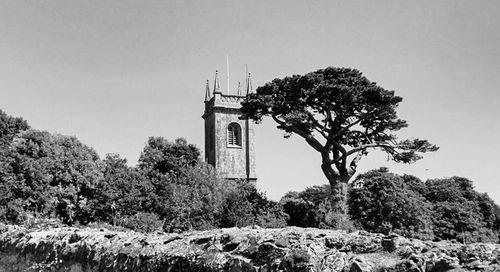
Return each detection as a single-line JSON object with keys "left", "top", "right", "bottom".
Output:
{"left": 1, "top": 1, "right": 499, "bottom": 204}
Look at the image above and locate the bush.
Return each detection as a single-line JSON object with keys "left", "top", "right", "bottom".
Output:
{"left": 92, "top": 154, "right": 155, "bottom": 224}
{"left": 0, "top": 130, "right": 104, "bottom": 225}
{"left": 349, "top": 168, "right": 434, "bottom": 240}
{"left": 348, "top": 169, "right": 500, "bottom": 242}
{"left": 281, "top": 185, "right": 356, "bottom": 230}
{"left": 118, "top": 212, "right": 163, "bottom": 233}
{"left": 220, "top": 181, "right": 288, "bottom": 228}
{"left": 425, "top": 177, "right": 500, "bottom": 243}
{"left": 159, "top": 163, "right": 227, "bottom": 232}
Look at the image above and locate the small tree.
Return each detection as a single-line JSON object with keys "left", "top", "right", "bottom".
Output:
{"left": 280, "top": 185, "right": 333, "bottom": 228}
{"left": 138, "top": 137, "right": 200, "bottom": 178}
{"left": 349, "top": 168, "right": 434, "bottom": 239}
{"left": 0, "top": 130, "right": 104, "bottom": 224}
{"left": 92, "top": 153, "right": 155, "bottom": 225}
{"left": 425, "top": 177, "right": 500, "bottom": 243}
{"left": 241, "top": 67, "right": 438, "bottom": 217}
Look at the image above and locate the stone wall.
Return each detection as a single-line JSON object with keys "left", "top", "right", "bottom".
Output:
{"left": 1, "top": 224, "right": 499, "bottom": 271}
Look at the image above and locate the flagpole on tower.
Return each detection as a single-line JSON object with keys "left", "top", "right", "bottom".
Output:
{"left": 245, "top": 64, "right": 248, "bottom": 94}
{"left": 226, "top": 55, "right": 230, "bottom": 95}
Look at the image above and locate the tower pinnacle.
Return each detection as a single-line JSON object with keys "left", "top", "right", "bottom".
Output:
{"left": 213, "top": 70, "right": 221, "bottom": 93}
{"left": 246, "top": 72, "right": 252, "bottom": 95}
{"left": 204, "top": 79, "right": 211, "bottom": 102}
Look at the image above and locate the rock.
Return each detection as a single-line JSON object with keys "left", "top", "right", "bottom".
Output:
{"left": 426, "top": 254, "right": 461, "bottom": 271}
{"left": 349, "top": 257, "right": 372, "bottom": 272}
{"left": 321, "top": 252, "right": 347, "bottom": 271}
{"left": 1, "top": 225, "right": 500, "bottom": 271}
{"left": 464, "top": 259, "right": 488, "bottom": 270}
{"left": 381, "top": 234, "right": 409, "bottom": 253}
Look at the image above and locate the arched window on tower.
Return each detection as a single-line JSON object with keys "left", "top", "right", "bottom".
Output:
{"left": 227, "top": 123, "right": 242, "bottom": 147}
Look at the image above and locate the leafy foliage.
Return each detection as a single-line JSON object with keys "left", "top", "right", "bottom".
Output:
{"left": 280, "top": 185, "right": 356, "bottom": 230}
{"left": 349, "top": 168, "right": 434, "bottom": 240}
{"left": 281, "top": 168, "right": 500, "bottom": 242}
{"left": 138, "top": 137, "right": 200, "bottom": 177}
{"left": 118, "top": 212, "right": 163, "bottom": 233}
{"left": 0, "top": 108, "right": 497, "bottom": 244}
{"left": 280, "top": 185, "right": 331, "bottom": 228}
{"left": 0, "top": 109, "right": 29, "bottom": 147}
{"left": 0, "top": 110, "right": 31, "bottom": 222}
{"left": 92, "top": 154, "right": 155, "bottom": 224}
{"left": 424, "top": 177, "right": 500, "bottom": 242}
{"left": 0, "top": 130, "right": 104, "bottom": 224}
{"left": 349, "top": 169, "right": 500, "bottom": 242}
{"left": 221, "top": 181, "right": 288, "bottom": 228}
{"left": 159, "top": 163, "right": 229, "bottom": 232}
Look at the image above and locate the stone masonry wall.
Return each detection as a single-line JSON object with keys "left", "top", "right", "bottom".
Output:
{"left": 1, "top": 224, "right": 500, "bottom": 271}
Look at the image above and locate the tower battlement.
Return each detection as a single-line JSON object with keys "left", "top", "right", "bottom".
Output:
{"left": 203, "top": 93, "right": 245, "bottom": 118}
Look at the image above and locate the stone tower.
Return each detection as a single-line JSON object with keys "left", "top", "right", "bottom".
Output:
{"left": 202, "top": 70, "right": 256, "bottom": 182}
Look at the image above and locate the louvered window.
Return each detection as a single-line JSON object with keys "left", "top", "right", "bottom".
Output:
{"left": 227, "top": 123, "right": 241, "bottom": 147}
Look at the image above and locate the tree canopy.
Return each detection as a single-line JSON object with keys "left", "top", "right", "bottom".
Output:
{"left": 138, "top": 137, "right": 200, "bottom": 177}
{"left": 0, "top": 130, "right": 104, "bottom": 224}
{"left": 0, "top": 109, "right": 29, "bottom": 147}
{"left": 349, "top": 168, "right": 434, "bottom": 240}
{"left": 425, "top": 177, "right": 499, "bottom": 242}
{"left": 348, "top": 170, "right": 500, "bottom": 242}
{"left": 241, "top": 67, "right": 438, "bottom": 215}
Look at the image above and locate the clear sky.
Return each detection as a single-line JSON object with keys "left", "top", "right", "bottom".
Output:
{"left": 1, "top": 1, "right": 499, "bottom": 203}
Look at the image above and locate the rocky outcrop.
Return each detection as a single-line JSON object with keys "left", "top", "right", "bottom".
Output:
{"left": 1, "top": 224, "right": 499, "bottom": 271}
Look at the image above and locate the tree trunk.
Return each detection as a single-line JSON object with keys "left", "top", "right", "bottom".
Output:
{"left": 321, "top": 156, "right": 352, "bottom": 227}
{"left": 326, "top": 175, "right": 349, "bottom": 214}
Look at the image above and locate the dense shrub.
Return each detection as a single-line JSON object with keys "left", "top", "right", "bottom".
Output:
{"left": 0, "top": 109, "right": 30, "bottom": 147}
{"left": 92, "top": 153, "right": 155, "bottom": 224}
{"left": 221, "top": 181, "right": 288, "bottom": 228}
{"left": 0, "top": 130, "right": 104, "bottom": 224}
{"left": 280, "top": 185, "right": 356, "bottom": 230}
{"left": 89, "top": 136, "right": 288, "bottom": 233}
{"left": 282, "top": 168, "right": 499, "bottom": 242}
{"left": 138, "top": 137, "right": 200, "bottom": 178}
{"left": 1, "top": 109, "right": 498, "bottom": 242}
{"left": 424, "top": 177, "right": 500, "bottom": 243}
{"left": 118, "top": 212, "right": 163, "bottom": 233}
{"left": 349, "top": 169, "right": 500, "bottom": 242}
{"left": 159, "top": 163, "right": 228, "bottom": 232}
{"left": 349, "top": 168, "right": 434, "bottom": 240}
{"left": 280, "top": 185, "right": 330, "bottom": 228}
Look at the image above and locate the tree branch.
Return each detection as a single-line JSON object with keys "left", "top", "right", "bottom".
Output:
{"left": 346, "top": 142, "right": 395, "bottom": 157}
{"left": 305, "top": 111, "right": 328, "bottom": 139}
{"left": 272, "top": 114, "right": 324, "bottom": 153}
{"left": 327, "top": 139, "right": 348, "bottom": 172}
{"left": 334, "top": 109, "right": 379, "bottom": 138}
{"left": 348, "top": 150, "right": 367, "bottom": 176}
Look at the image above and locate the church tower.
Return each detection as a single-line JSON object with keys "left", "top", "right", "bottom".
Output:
{"left": 202, "top": 70, "right": 257, "bottom": 182}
